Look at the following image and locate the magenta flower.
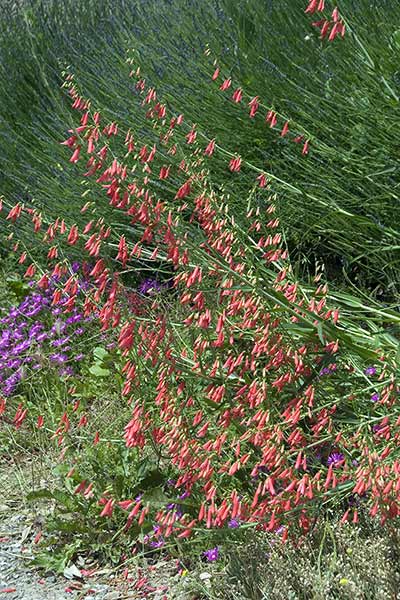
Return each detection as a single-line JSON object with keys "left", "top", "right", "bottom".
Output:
{"left": 364, "top": 366, "right": 377, "bottom": 376}
{"left": 327, "top": 452, "right": 344, "bottom": 467}
{"left": 228, "top": 518, "right": 240, "bottom": 528}
{"left": 203, "top": 547, "right": 219, "bottom": 561}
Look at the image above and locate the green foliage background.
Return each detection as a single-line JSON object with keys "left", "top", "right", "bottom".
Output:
{"left": 1, "top": 0, "right": 400, "bottom": 299}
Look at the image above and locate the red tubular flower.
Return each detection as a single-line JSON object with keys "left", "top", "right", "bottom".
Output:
{"left": 328, "top": 22, "right": 341, "bottom": 41}
{"left": 320, "top": 20, "right": 331, "bottom": 38}
{"left": 212, "top": 67, "right": 220, "bottom": 80}
{"left": 67, "top": 224, "right": 79, "bottom": 245}
{"left": 24, "top": 263, "right": 36, "bottom": 278}
{"left": 69, "top": 145, "right": 81, "bottom": 163}
{"left": 204, "top": 139, "right": 216, "bottom": 156}
{"left": 175, "top": 179, "right": 192, "bottom": 199}
{"left": 159, "top": 165, "right": 171, "bottom": 179}
{"left": 257, "top": 173, "right": 267, "bottom": 187}
{"left": 60, "top": 135, "right": 77, "bottom": 147}
{"left": 248, "top": 96, "right": 259, "bottom": 118}
{"left": 305, "top": 0, "right": 319, "bottom": 14}
{"left": 6, "top": 203, "right": 22, "bottom": 222}
{"left": 220, "top": 78, "right": 232, "bottom": 91}
{"left": 186, "top": 129, "right": 197, "bottom": 144}
{"left": 280, "top": 121, "right": 290, "bottom": 137}
{"left": 229, "top": 155, "right": 242, "bottom": 172}
{"left": 99, "top": 498, "right": 115, "bottom": 518}
{"left": 232, "top": 88, "right": 243, "bottom": 103}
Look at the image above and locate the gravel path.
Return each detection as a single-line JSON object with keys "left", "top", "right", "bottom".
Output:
{"left": 0, "top": 510, "right": 185, "bottom": 599}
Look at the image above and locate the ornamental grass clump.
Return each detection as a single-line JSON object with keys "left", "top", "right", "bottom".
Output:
{"left": 0, "top": 1, "right": 399, "bottom": 558}
{"left": 2, "top": 0, "right": 399, "bottom": 297}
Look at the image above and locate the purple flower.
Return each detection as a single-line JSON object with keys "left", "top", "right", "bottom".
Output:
{"left": 65, "top": 314, "right": 82, "bottom": 325}
{"left": 203, "top": 547, "right": 219, "bottom": 562}
{"left": 13, "top": 340, "right": 31, "bottom": 354}
{"left": 319, "top": 367, "right": 331, "bottom": 376}
{"left": 228, "top": 519, "right": 240, "bottom": 528}
{"left": 138, "top": 279, "right": 163, "bottom": 295}
{"left": 49, "top": 353, "right": 68, "bottom": 364}
{"left": 178, "top": 491, "right": 190, "bottom": 500}
{"left": 59, "top": 367, "right": 74, "bottom": 377}
{"left": 371, "top": 393, "right": 380, "bottom": 402}
{"left": 6, "top": 359, "right": 22, "bottom": 369}
{"left": 327, "top": 452, "right": 344, "bottom": 467}
{"left": 150, "top": 538, "right": 165, "bottom": 548}
{"left": 51, "top": 336, "right": 70, "bottom": 348}
{"left": 35, "top": 332, "right": 48, "bottom": 343}
{"left": 364, "top": 366, "right": 377, "bottom": 376}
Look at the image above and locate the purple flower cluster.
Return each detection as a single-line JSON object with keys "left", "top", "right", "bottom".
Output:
{"left": 0, "top": 277, "right": 91, "bottom": 397}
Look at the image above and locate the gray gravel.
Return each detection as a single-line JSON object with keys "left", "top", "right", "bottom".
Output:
{"left": 0, "top": 511, "right": 186, "bottom": 599}
{"left": 0, "top": 513, "right": 112, "bottom": 599}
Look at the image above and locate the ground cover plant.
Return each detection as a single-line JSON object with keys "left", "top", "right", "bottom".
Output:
{"left": 0, "top": 0, "right": 400, "bottom": 598}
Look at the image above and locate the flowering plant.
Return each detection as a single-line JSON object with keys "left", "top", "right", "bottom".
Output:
{"left": 0, "top": 2, "right": 399, "bottom": 561}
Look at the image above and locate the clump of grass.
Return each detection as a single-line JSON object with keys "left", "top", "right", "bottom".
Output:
{"left": 1, "top": 0, "right": 400, "bottom": 295}
{"left": 183, "top": 517, "right": 400, "bottom": 600}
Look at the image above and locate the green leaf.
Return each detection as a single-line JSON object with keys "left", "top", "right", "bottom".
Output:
{"left": 89, "top": 364, "right": 110, "bottom": 377}
{"left": 93, "top": 346, "right": 109, "bottom": 361}
{"left": 142, "top": 486, "right": 169, "bottom": 506}
{"left": 27, "top": 488, "right": 74, "bottom": 509}
{"left": 27, "top": 488, "right": 57, "bottom": 501}
{"left": 317, "top": 322, "right": 325, "bottom": 345}
{"left": 393, "top": 30, "right": 400, "bottom": 49}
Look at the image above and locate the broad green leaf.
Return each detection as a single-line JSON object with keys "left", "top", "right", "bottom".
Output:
{"left": 89, "top": 364, "right": 110, "bottom": 377}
